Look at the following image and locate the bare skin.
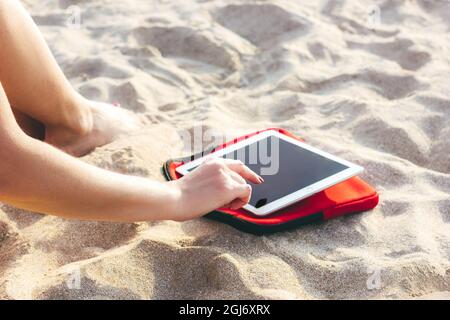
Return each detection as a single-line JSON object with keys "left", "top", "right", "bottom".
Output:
{"left": 0, "top": 0, "right": 262, "bottom": 222}
{"left": 0, "top": 0, "right": 143, "bottom": 156}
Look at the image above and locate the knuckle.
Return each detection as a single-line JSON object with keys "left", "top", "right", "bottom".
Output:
{"left": 204, "top": 158, "right": 223, "bottom": 170}
{"left": 235, "top": 161, "right": 245, "bottom": 169}
{"left": 216, "top": 180, "right": 229, "bottom": 192}
{"left": 214, "top": 174, "right": 232, "bottom": 191}
{"left": 217, "top": 170, "right": 229, "bottom": 184}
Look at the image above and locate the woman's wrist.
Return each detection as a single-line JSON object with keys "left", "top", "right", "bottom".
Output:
{"left": 111, "top": 177, "right": 184, "bottom": 222}
{"left": 163, "top": 180, "right": 185, "bottom": 221}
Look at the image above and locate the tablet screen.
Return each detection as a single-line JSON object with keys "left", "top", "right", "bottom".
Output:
{"left": 219, "top": 136, "right": 349, "bottom": 208}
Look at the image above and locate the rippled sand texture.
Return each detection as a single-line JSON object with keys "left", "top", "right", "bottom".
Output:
{"left": 1, "top": 0, "right": 449, "bottom": 299}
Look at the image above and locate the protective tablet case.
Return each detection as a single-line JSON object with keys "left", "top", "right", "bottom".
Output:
{"left": 162, "top": 128, "right": 379, "bottom": 235}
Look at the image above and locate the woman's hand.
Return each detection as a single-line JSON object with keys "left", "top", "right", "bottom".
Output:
{"left": 170, "top": 158, "right": 264, "bottom": 221}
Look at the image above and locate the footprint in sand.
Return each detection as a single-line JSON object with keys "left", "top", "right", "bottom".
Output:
{"left": 347, "top": 38, "right": 431, "bottom": 71}
{"left": 37, "top": 276, "right": 141, "bottom": 300}
{"left": 380, "top": 200, "right": 411, "bottom": 217}
{"left": 0, "top": 221, "right": 28, "bottom": 278}
{"left": 301, "top": 69, "right": 425, "bottom": 100}
{"left": 428, "top": 129, "right": 450, "bottom": 174}
{"left": 32, "top": 13, "right": 67, "bottom": 26}
{"left": 438, "top": 200, "right": 450, "bottom": 223}
{"left": 353, "top": 117, "right": 428, "bottom": 166}
{"left": 132, "top": 26, "right": 239, "bottom": 70}
{"left": 320, "top": 0, "right": 399, "bottom": 38}
{"left": 108, "top": 81, "right": 147, "bottom": 112}
{"left": 1, "top": 205, "right": 45, "bottom": 229}
{"left": 214, "top": 4, "right": 310, "bottom": 47}
{"left": 64, "top": 57, "right": 131, "bottom": 80}
{"left": 359, "top": 159, "right": 412, "bottom": 188}
{"left": 31, "top": 218, "right": 140, "bottom": 265}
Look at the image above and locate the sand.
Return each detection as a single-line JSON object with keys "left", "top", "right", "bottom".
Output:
{"left": 1, "top": 0, "right": 449, "bottom": 299}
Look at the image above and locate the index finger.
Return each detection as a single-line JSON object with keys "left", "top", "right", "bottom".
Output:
{"left": 223, "top": 159, "right": 263, "bottom": 184}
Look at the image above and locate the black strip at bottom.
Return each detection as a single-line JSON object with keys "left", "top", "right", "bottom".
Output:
{"left": 205, "top": 211, "right": 324, "bottom": 235}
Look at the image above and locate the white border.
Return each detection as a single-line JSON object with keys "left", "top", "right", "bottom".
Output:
{"left": 176, "top": 130, "right": 364, "bottom": 216}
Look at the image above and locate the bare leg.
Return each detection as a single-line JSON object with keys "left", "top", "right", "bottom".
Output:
{"left": 0, "top": 0, "right": 141, "bottom": 156}
{"left": 0, "top": 0, "right": 88, "bottom": 132}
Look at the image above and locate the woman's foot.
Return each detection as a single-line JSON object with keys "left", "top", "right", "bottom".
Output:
{"left": 45, "top": 100, "right": 143, "bottom": 157}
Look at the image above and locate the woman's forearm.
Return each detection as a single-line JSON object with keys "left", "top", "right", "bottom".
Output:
{"left": 0, "top": 134, "right": 180, "bottom": 222}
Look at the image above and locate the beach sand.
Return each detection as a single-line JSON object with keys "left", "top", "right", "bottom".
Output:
{"left": 1, "top": 0, "right": 449, "bottom": 299}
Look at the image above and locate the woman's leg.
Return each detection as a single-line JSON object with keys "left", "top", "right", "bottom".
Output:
{"left": 0, "top": 0, "right": 89, "bottom": 132}
{"left": 0, "top": 0, "right": 141, "bottom": 156}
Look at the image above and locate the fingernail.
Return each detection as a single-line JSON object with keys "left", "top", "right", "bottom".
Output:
{"left": 259, "top": 176, "right": 264, "bottom": 183}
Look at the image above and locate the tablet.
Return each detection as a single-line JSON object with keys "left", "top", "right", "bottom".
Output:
{"left": 175, "top": 130, "right": 364, "bottom": 216}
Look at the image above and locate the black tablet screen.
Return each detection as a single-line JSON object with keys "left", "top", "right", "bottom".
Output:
{"left": 220, "top": 136, "right": 349, "bottom": 208}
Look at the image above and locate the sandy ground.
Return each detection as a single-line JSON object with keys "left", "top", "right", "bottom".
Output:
{"left": 1, "top": 0, "right": 449, "bottom": 299}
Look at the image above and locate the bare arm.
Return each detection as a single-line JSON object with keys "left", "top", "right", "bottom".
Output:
{"left": 0, "top": 84, "right": 261, "bottom": 222}
{"left": 0, "top": 134, "right": 181, "bottom": 222}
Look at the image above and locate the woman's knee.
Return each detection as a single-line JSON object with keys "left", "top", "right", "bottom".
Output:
{"left": 0, "top": 0, "right": 10, "bottom": 21}
{"left": 0, "top": 0, "right": 19, "bottom": 27}
{"left": 0, "top": 0, "right": 18, "bottom": 12}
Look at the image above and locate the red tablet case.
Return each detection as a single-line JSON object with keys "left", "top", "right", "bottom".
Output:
{"left": 162, "top": 128, "right": 379, "bottom": 235}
